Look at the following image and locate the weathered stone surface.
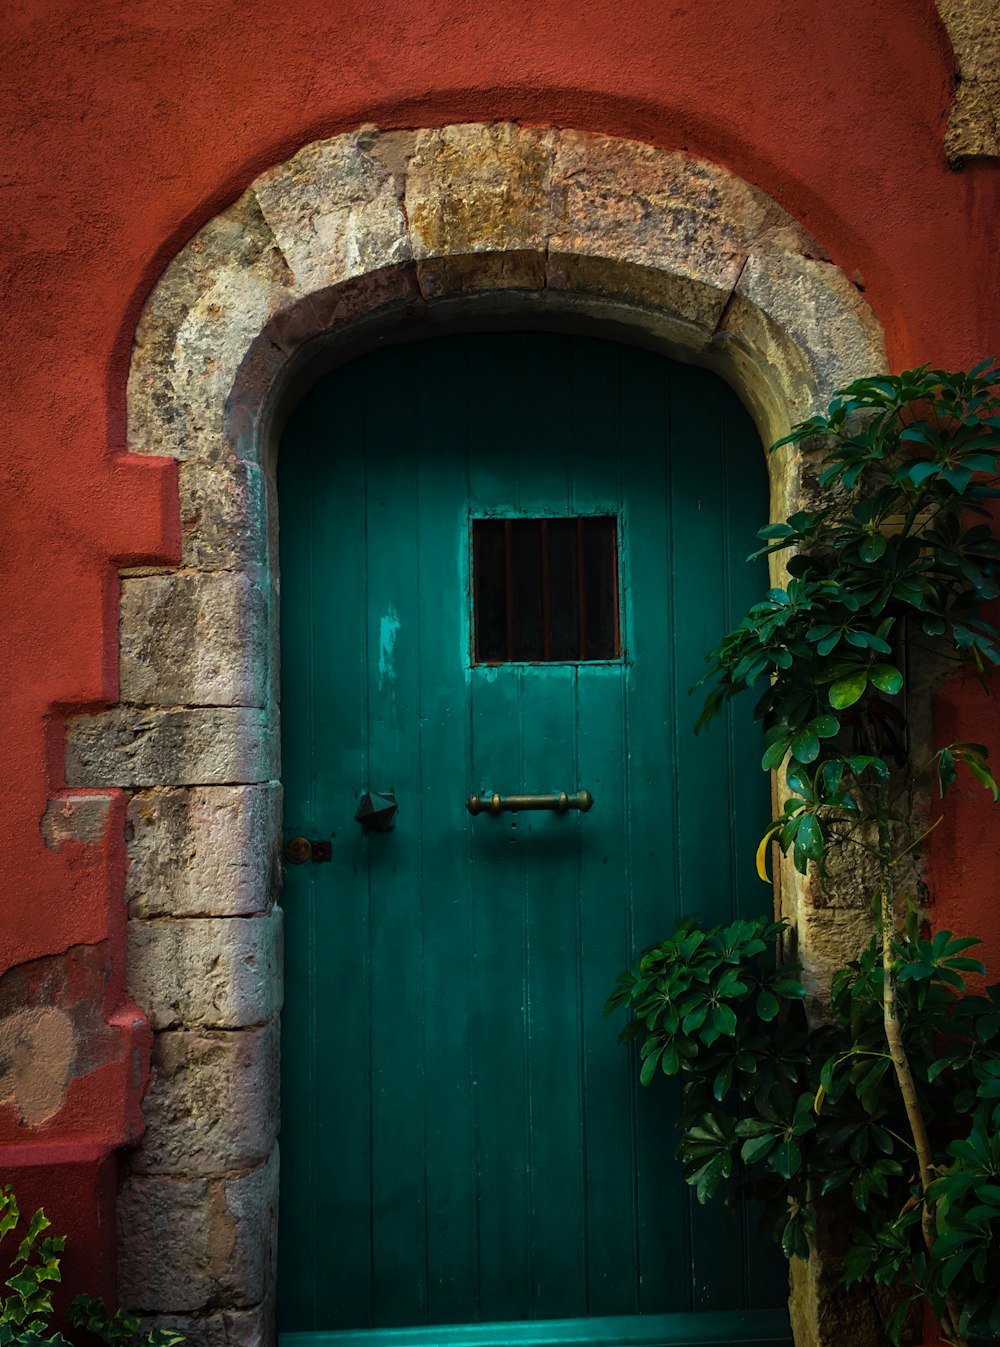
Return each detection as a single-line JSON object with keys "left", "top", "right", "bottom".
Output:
{"left": 118, "top": 1149, "right": 278, "bottom": 1311}
{"left": 252, "top": 129, "right": 412, "bottom": 295}
{"left": 132, "top": 1023, "right": 279, "bottom": 1174}
{"left": 136, "top": 1305, "right": 269, "bottom": 1347}
{"left": 416, "top": 248, "right": 546, "bottom": 299}
{"left": 545, "top": 252, "right": 720, "bottom": 347}
{"left": 126, "top": 784, "right": 281, "bottom": 918}
{"left": 65, "top": 707, "right": 274, "bottom": 788}
{"left": 730, "top": 249, "right": 887, "bottom": 410}
{"left": 937, "top": 0, "right": 1000, "bottom": 161}
{"left": 40, "top": 792, "right": 114, "bottom": 847}
{"left": 179, "top": 459, "right": 268, "bottom": 571}
{"left": 0, "top": 1007, "right": 75, "bottom": 1126}
{"left": 548, "top": 132, "right": 797, "bottom": 330}
{"left": 129, "top": 194, "right": 296, "bottom": 462}
{"left": 120, "top": 572, "right": 270, "bottom": 708}
{"left": 127, "top": 911, "right": 282, "bottom": 1030}
{"left": 0, "top": 944, "right": 148, "bottom": 1129}
{"left": 407, "top": 123, "right": 555, "bottom": 260}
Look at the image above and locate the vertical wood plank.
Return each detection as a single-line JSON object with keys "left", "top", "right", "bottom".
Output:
{"left": 413, "top": 338, "right": 482, "bottom": 1323}
{"left": 361, "top": 345, "right": 429, "bottom": 1328}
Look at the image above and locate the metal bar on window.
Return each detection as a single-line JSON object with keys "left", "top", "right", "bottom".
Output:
{"left": 576, "top": 517, "right": 588, "bottom": 660}
{"left": 540, "top": 519, "right": 552, "bottom": 662}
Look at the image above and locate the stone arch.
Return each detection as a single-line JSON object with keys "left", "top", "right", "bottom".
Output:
{"left": 62, "top": 122, "right": 885, "bottom": 1342}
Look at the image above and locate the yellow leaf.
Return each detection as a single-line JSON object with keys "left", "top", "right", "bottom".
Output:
{"left": 813, "top": 1084, "right": 826, "bottom": 1115}
{"left": 756, "top": 823, "right": 783, "bottom": 882}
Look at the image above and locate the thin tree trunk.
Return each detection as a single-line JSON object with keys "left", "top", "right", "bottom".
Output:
{"left": 876, "top": 795, "right": 965, "bottom": 1345}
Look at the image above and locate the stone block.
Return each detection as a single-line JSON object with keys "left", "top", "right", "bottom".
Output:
{"left": 132, "top": 1023, "right": 279, "bottom": 1174}
{"left": 179, "top": 459, "right": 269, "bottom": 571}
{"left": 136, "top": 1306, "right": 269, "bottom": 1347}
{"left": 129, "top": 193, "right": 295, "bottom": 464}
{"left": 730, "top": 248, "right": 886, "bottom": 410}
{"left": 118, "top": 1149, "right": 278, "bottom": 1312}
{"left": 548, "top": 132, "right": 792, "bottom": 326}
{"left": 252, "top": 129, "right": 412, "bottom": 294}
{"left": 40, "top": 792, "right": 115, "bottom": 847}
{"left": 65, "top": 707, "right": 275, "bottom": 789}
{"left": 120, "top": 572, "right": 270, "bottom": 708}
{"left": 127, "top": 911, "right": 282, "bottom": 1031}
{"left": 407, "top": 123, "right": 556, "bottom": 258}
{"left": 126, "top": 784, "right": 280, "bottom": 919}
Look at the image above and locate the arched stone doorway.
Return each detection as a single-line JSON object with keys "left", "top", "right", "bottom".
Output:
{"left": 61, "top": 123, "right": 885, "bottom": 1343}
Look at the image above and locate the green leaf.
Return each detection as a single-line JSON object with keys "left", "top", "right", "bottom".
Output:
{"left": 859, "top": 533, "right": 886, "bottom": 562}
{"left": 795, "top": 813, "right": 824, "bottom": 864}
{"left": 829, "top": 671, "right": 868, "bottom": 709}
{"left": 790, "top": 728, "right": 820, "bottom": 764}
{"left": 770, "top": 1138, "right": 802, "bottom": 1179}
{"left": 869, "top": 663, "right": 903, "bottom": 695}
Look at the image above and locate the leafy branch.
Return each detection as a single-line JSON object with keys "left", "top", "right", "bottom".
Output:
{"left": 611, "top": 362, "right": 1000, "bottom": 1344}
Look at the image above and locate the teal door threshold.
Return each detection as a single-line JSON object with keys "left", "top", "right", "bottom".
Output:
{"left": 280, "top": 1309, "right": 792, "bottom": 1347}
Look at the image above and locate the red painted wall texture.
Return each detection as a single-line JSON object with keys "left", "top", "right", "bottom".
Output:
{"left": 1, "top": 0, "right": 998, "bottom": 1297}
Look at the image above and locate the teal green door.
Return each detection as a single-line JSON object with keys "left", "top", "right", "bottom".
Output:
{"left": 277, "top": 332, "right": 790, "bottom": 1347}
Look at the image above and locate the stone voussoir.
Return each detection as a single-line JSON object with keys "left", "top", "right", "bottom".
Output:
{"left": 120, "top": 571, "right": 270, "bottom": 708}
{"left": 126, "top": 783, "right": 281, "bottom": 919}
{"left": 406, "top": 122, "right": 557, "bottom": 260}
{"left": 65, "top": 706, "right": 274, "bottom": 789}
{"left": 127, "top": 910, "right": 283, "bottom": 1031}
{"left": 131, "top": 1021, "right": 279, "bottom": 1175}
{"left": 118, "top": 1149, "right": 278, "bottom": 1313}
{"left": 251, "top": 128, "right": 413, "bottom": 296}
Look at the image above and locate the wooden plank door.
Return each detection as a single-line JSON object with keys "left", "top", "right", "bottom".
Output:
{"left": 277, "top": 332, "right": 790, "bottom": 1346}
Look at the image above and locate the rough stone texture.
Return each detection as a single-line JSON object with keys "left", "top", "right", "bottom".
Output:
{"left": 789, "top": 1194, "right": 906, "bottom": 1347}
{"left": 137, "top": 1305, "right": 269, "bottom": 1347}
{"left": 937, "top": 0, "right": 1000, "bottom": 161}
{"left": 40, "top": 792, "right": 114, "bottom": 847}
{"left": 178, "top": 459, "right": 269, "bottom": 570}
{"left": 0, "top": 1007, "right": 75, "bottom": 1126}
{"left": 65, "top": 707, "right": 274, "bottom": 788}
{"left": 549, "top": 131, "right": 793, "bottom": 331}
{"left": 127, "top": 911, "right": 283, "bottom": 1030}
{"left": 131, "top": 1023, "right": 279, "bottom": 1174}
{"left": 118, "top": 1149, "right": 278, "bottom": 1312}
{"left": 252, "top": 128, "right": 413, "bottom": 294}
{"left": 407, "top": 123, "right": 556, "bottom": 258}
{"left": 120, "top": 572, "right": 270, "bottom": 707}
{"left": 722, "top": 250, "right": 886, "bottom": 440}
{"left": 128, "top": 196, "right": 297, "bottom": 463}
{"left": 126, "top": 784, "right": 281, "bottom": 919}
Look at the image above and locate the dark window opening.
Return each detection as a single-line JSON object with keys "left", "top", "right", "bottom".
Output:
{"left": 472, "top": 516, "right": 620, "bottom": 663}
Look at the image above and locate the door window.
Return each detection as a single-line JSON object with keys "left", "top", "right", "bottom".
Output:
{"left": 471, "top": 516, "right": 620, "bottom": 663}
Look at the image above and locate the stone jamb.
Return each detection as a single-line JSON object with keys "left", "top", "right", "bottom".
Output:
{"left": 62, "top": 122, "right": 886, "bottom": 1346}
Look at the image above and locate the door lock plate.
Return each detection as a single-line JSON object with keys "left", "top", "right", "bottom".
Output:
{"left": 285, "top": 837, "right": 332, "bottom": 864}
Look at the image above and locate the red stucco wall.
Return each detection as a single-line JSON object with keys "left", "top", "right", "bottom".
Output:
{"left": 2, "top": 0, "right": 999, "bottom": 1297}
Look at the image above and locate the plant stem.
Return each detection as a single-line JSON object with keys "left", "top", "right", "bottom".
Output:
{"left": 875, "top": 787, "right": 965, "bottom": 1345}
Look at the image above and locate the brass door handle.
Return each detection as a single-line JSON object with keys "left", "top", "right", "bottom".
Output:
{"left": 466, "top": 790, "right": 593, "bottom": 815}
